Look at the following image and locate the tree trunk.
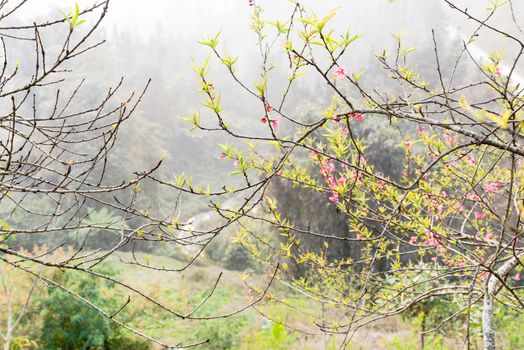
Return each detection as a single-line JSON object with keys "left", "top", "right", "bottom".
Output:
{"left": 482, "top": 252, "right": 524, "bottom": 350}
{"left": 482, "top": 290, "right": 496, "bottom": 350}
{"left": 4, "top": 301, "right": 12, "bottom": 350}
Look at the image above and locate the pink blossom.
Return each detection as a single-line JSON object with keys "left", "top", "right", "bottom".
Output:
{"left": 351, "top": 113, "right": 364, "bottom": 122}
{"left": 454, "top": 203, "right": 465, "bottom": 212}
{"left": 465, "top": 154, "right": 476, "bottom": 166}
{"left": 326, "top": 175, "right": 335, "bottom": 187}
{"left": 271, "top": 117, "right": 282, "bottom": 129}
{"left": 329, "top": 191, "right": 339, "bottom": 203}
{"left": 408, "top": 236, "right": 417, "bottom": 244}
{"left": 443, "top": 134, "right": 455, "bottom": 145}
{"left": 426, "top": 235, "right": 440, "bottom": 247}
{"left": 320, "top": 162, "right": 335, "bottom": 176}
{"left": 356, "top": 233, "right": 362, "bottom": 240}
{"left": 333, "top": 115, "right": 340, "bottom": 123}
{"left": 494, "top": 66, "right": 501, "bottom": 77}
{"left": 485, "top": 182, "right": 501, "bottom": 195}
{"left": 337, "top": 177, "right": 347, "bottom": 186}
{"left": 248, "top": 0, "right": 255, "bottom": 6}
{"left": 515, "top": 272, "right": 521, "bottom": 281}
{"left": 333, "top": 65, "right": 348, "bottom": 79}
{"left": 265, "top": 104, "right": 273, "bottom": 113}
{"left": 350, "top": 171, "right": 363, "bottom": 185}
{"left": 219, "top": 153, "right": 227, "bottom": 160}
{"left": 405, "top": 140, "right": 412, "bottom": 149}
{"left": 467, "top": 192, "right": 481, "bottom": 202}
{"left": 474, "top": 211, "right": 487, "bottom": 220}
{"left": 260, "top": 116, "right": 268, "bottom": 124}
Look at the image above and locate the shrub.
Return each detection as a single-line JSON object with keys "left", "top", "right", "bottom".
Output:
{"left": 222, "top": 244, "right": 255, "bottom": 271}
{"left": 37, "top": 270, "right": 150, "bottom": 350}
{"left": 239, "top": 322, "right": 298, "bottom": 350}
{"left": 194, "top": 316, "right": 248, "bottom": 350}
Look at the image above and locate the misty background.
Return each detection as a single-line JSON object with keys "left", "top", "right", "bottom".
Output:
{"left": 2, "top": 0, "right": 521, "bottom": 231}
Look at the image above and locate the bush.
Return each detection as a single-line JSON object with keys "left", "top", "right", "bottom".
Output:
{"left": 222, "top": 244, "right": 255, "bottom": 271}
{"left": 205, "top": 234, "right": 229, "bottom": 263}
{"left": 194, "top": 316, "right": 248, "bottom": 350}
{"left": 37, "top": 270, "right": 150, "bottom": 350}
{"left": 239, "top": 322, "right": 298, "bottom": 350}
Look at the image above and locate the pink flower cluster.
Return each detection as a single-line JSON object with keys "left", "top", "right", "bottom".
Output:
{"left": 474, "top": 211, "right": 487, "bottom": 220}
{"left": 424, "top": 194, "right": 446, "bottom": 220}
{"left": 467, "top": 192, "right": 481, "bottom": 202}
{"left": 443, "top": 134, "right": 455, "bottom": 145}
{"left": 485, "top": 182, "right": 501, "bottom": 195}
{"left": 260, "top": 103, "right": 281, "bottom": 129}
{"left": 351, "top": 113, "right": 364, "bottom": 121}
{"left": 329, "top": 192, "right": 339, "bottom": 203}
{"left": 443, "top": 257, "right": 466, "bottom": 268}
{"left": 465, "top": 154, "right": 476, "bottom": 166}
{"left": 333, "top": 113, "right": 364, "bottom": 123}
{"left": 423, "top": 229, "right": 445, "bottom": 253}
{"left": 316, "top": 159, "right": 348, "bottom": 203}
{"left": 454, "top": 203, "right": 465, "bottom": 212}
{"left": 319, "top": 161, "right": 335, "bottom": 177}
{"left": 333, "top": 65, "right": 348, "bottom": 79}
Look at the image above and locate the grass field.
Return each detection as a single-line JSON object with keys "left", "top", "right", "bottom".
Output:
{"left": 103, "top": 251, "right": 463, "bottom": 350}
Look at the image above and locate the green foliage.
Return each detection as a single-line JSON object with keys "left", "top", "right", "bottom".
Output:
{"left": 380, "top": 332, "right": 448, "bottom": 350}
{"left": 238, "top": 322, "right": 298, "bottom": 350}
{"left": 195, "top": 317, "right": 248, "bottom": 350}
{"left": 37, "top": 270, "right": 150, "bottom": 350}
{"left": 495, "top": 305, "right": 524, "bottom": 349}
{"left": 62, "top": 3, "right": 87, "bottom": 28}
{"left": 8, "top": 336, "right": 38, "bottom": 350}
{"left": 205, "top": 235, "right": 229, "bottom": 263}
{"left": 222, "top": 243, "right": 256, "bottom": 271}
